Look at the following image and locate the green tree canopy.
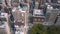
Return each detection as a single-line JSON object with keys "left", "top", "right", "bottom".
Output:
{"left": 30, "top": 24, "right": 60, "bottom": 34}
{"left": 30, "top": 24, "right": 47, "bottom": 34}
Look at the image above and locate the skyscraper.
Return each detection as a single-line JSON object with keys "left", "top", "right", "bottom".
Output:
{"left": 46, "top": 8, "right": 59, "bottom": 25}
{"left": 0, "top": 13, "right": 11, "bottom": 34}
{"left": 33, "top": 9, "right": 45, "bottom": 24}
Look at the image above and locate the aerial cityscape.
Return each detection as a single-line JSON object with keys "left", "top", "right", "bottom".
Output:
{"left": 0, "top": 0, "right": 60, "bottom": 34}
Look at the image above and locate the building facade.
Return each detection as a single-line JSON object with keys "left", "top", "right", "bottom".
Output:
{"left": 0, "top": 13, "right": 11, "bottom": 34}
{"left": 33, "top": 9, "right": 45, "bottom": 24}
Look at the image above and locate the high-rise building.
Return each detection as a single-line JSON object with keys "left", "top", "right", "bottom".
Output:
{"left": 12, "top": 5, "right": 29, "bottom": 34}
{"left": 55, "top": 15, "right": 60, "bottom": 25}
{"left": 55, "top": 10, "right": 60, "bottom": 25}
{"left": 0, "top": 13, "right": 11, "bottom": 34}
{"left": 33, "top": 9, "right": 45, "bottom": 24}
{"left": 45, "top": 8, "right": 59, "bottom": 25}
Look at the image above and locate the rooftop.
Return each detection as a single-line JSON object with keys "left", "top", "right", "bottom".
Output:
{"left": 0, "top": 13, "right": 8, "bottom": 18}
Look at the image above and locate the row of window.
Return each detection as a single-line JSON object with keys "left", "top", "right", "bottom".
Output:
{"left": 33, "top": 18, "right": 45, "bottom": 22}
{"left": 0, "top": 0, "right": 27, "bottom": 4}
{"left": 11, "top": 0, "right": 27, "bottom": 3}
{"left": 0, "top": 18, "right": 7, "bottom": 21}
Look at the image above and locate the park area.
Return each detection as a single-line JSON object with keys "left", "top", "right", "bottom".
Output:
{"left": 30, "top": 24, "right": 60, "bottom": 34}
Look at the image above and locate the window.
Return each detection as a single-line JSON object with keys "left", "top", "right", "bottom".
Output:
{"left": 41, "top": 19, "right": 44, "bottom": 21}
{"left": 0, "top": 22, "right": 4, "bottom": 26}
{"left": 0, "top": 18, "right": 7, "bottom": 22}
{"left": 38, "top": 19, "right": 40, "bottom": 21}
{"left": 34, "top": 18, "right": 37, "bottom": 21}
{"left": 0, "top": 18, "right": 5, "bottom": 25}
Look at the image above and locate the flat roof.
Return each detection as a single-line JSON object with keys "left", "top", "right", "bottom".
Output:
{"left": 0, "top": 13, "right": 8, "bottom": 18}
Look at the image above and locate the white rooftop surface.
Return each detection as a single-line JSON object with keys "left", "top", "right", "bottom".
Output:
{"left": 47, "top": 5, "right": 53, "bottom": 10}
{"left": 15, "top": 25, "right": 19, "bottom": 28}
{"left": 15, "top": 25, "right": 25, "bottom": 34}
{"left": 20, "top": 32, "right": 24, "bottom": 34}
{"left": 20, "top": 10, "right": 26, "bottom": 12}
{"left": 0, "top": 22, "right": 6, "bottom": 28}
{"left": 15, "top": 31, "right": 24, "bottom": 34}
{"left": 12, "top": 7, "right": 16, "bottom": 12}
{"left": 34, "top": 9, "right": 43, "bottom": 15}
{"left": 12, "top": 7, "right": 26, "bottom": 13}
{"left": 19, "top": 8, "right": 26, "bottom": 12}
{"left": 18, "top": 6, "right": 21, "bottom": 9}
{"left": 0, "top": 13, "right": 8, "bottom": 18}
